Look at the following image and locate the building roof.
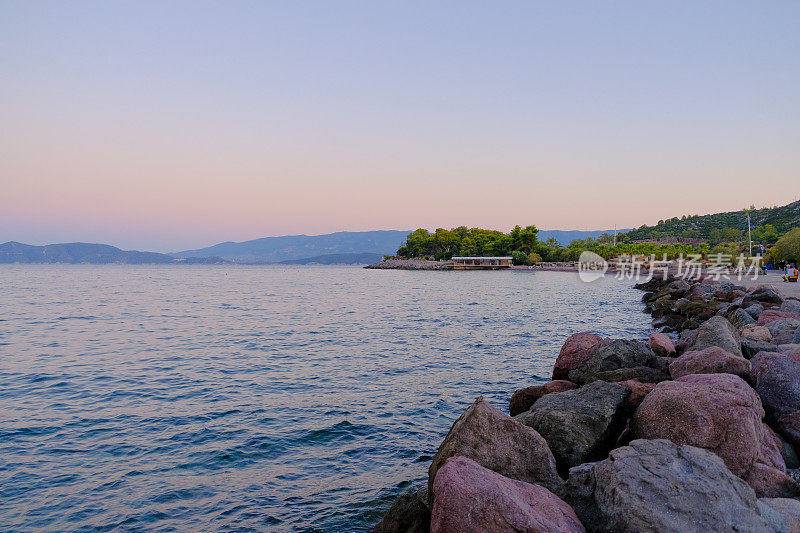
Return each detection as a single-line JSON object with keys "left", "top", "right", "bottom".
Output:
{"left": 451, "top": 256, "right": 513, "bottom": 260}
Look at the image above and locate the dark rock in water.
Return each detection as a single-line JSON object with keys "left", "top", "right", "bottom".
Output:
{"left": 742, "top": 337, "right": 778, "bottom": 359}
{"left": 669, "top": 346, "right": 751, "bottom": 380}
{"left": 746, "top": 303, "right": 765, "bottom": 319}
{"left": 373, "top": 485, "right": 430, "bottom": 533}
{"left": 431, "top": 456, "right": 585, "bottom": 533}
{"left": 567, "top": 339, "right": 663, "bottom": 385}
{"left": 633, "top": 373, "right": 793, "bottom": 497}
{"left": 758, "top": 497, "right": 800, "bottom": 533}
{"left": 509, "top": 380, "right": 577, "bottom": 417}
{"left": 766, "top": 318, "right": 800, "bottom": 345}
{"left": 728, "top": 307, "right": 757, "bottom": 329}
{"left": 427, "top": 397, "right": 562, "bottom": 504}
{"left": 752, "top": 352, "right": 800, "bottom": 449}
{"left": 561, "top": 439, "right": 770, "bottom": 533}
{"left": 648, "top": 332, "right": 676, "bottom": 357}
{"left": 688, "top": 315, "right": 742, "bottom": 358}
{"left": 552, "top": 332, "right": 605, "bottom": 380}
{"left": 745, "top": 287, "right": 784, "bottom": 306}
{"left": 516, "top": 381, "right": 630, "bottom": 475}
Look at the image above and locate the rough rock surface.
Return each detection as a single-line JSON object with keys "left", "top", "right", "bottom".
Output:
{"left": 561, "top": 439, "right": 770, "bottom": 533}
{"left": 427, "top": 397, "right": 562, "bottom": 502}
{"left": 430, "top": 457, "right": 585, "bottom": 533}
{"left": 516, "top": 381, "right": 630, "bottom": 475}
{"left": 729, "top": 307, "right": 757, "bottom": 328}
{"left": 648, "top": 332, "right": 676, "bottom": 357}
{"left": 752, "top": 351, "right": 800, "bottom": 448}
{"left": 616, "top": 379, "right": 655, "bottom": 408}
{"left": 742, "top": 324, "right": 773, "bottom": 342}
{"left": 633, "top": 373, "right": 793, "bottom": 496}
{"left": 509, "top": 380, "right": 577, "bottom": 417}
{"left": 552, "top": 332, "right": 605, "bottom": 380}
{"left": 781, "top": 299, "right": 800, "bottom": 316}
{"left": 668, "top": 346, "right": 751, "bottom": 380}
{"left": 758, "top": 497, "right": 800, "bottom": 533}
{"left": 688, "top": 315, "right": 743, "bottom": 358}
{"left": 373, "top": 485, "right": 430, "bottom": 533}
{"left": 743, "top": 337, "right": 778, "bottom": 359}
{"left": 746, "top": 303, "right": 765, "bottom": 319}
{"left": 758, "top": 310, "right": 800, "bottom": 326}
{"left": 744, "top": 287, "right": 784, "bottom": 306}
{"left": 767, "top": 318, "right": 800, "bottom": 345}
{"left": 567, "top": 339, "right": 665, "bottom": 385}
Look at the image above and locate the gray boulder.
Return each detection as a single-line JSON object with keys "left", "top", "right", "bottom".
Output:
{"left": 746, "top": 303, "right": 765, "bottom": 319}
{"left": 689, "top": 315, "right": 743, "bottom": 358}
{"left": 745, "top": 287, "right": 784, "bottom": 306}
{"left": 567, "top": 339, "right": 664, "bottom": 385}
{"left": 427, "top": 397, "right": 562, "bottom": 503}
{"left": 516, "top": 381, "right": 630, "bottom": 475}
{"left": 742, "top": 337, "right": 778, "bottom": 359}
{"left": 373, "top": 485, "right": 430, "bottom": 533}
{"left": 767, "top": 318, "right": 800, "bottom": 345}
{"left": 781, "top": 299, "right": 800, "bottom": 316}
{"left": 758, "top": 498, "right": 800, "bottom": 533}
{"left": 561, "top": 439, "right": 770, "bottom": 533}
{"left": 728, "top": 308, "right": 756, "bottom": 329}
{"left": 752, "top": 352, "right": 800, "bottom": 448}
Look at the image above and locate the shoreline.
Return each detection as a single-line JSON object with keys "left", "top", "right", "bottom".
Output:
{"left": 373, "top": 272, "right": 800, "bottom": 532}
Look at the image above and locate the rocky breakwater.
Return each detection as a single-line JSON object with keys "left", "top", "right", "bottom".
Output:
{"left": 373, "top": 277, "right": 800, "bottom": 532}
{"left": 364, "top": 258, "right": 453, "bottom": 270}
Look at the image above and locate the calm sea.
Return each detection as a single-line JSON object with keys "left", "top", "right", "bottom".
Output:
{"left": 0, "top": 265, "right": 652, "bottom": 532}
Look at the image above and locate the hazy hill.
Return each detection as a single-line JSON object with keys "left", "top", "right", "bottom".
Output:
{"left": 278, "top": 252, "right": 384, "bottom": 265}
{"left": 173, "top": 230, "right": 411, "bottom": 263}
{"left": 538, "top": 229, "right": 631, "bottom": 245}
{"left": 0, "top": 242, "right": 174, "bottom": 264}
{"left": 622, "top": 200, "right": 800, "bottom": 241}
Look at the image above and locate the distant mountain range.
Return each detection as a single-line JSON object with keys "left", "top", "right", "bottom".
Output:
{"left": 0, "top": 242, "right": 225, "bottom": 264}
{"left": 172, "top": 230, "right": 411, "bottom": 263}
{"left": 0, "top": 229, "right": 632, "bottom": 265}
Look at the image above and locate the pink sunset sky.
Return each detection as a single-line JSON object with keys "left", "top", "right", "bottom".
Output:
{"left": 2, "top": 2, "right": 798, "bottom": 251}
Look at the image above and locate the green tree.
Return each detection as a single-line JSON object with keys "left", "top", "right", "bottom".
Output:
{"left": 511, "top": 250, "right": 528, "bottom": 265}
{"left": 773, "top": 228, "right": 800, "bottom": 264}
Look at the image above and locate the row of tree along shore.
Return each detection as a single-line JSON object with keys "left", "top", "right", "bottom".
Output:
{"left": 383, "top": 223, "right": 800, "bottom": 267}
{"left": 373, "top": 275, "right": 800, "bottom": 532}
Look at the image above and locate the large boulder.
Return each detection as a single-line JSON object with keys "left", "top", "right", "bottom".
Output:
{"left": 668, "top": 346, "right": 751, "bottom": 380}
{"left": 427, "top": 397, "right": 562, "bottom": 502}
{"left": 744, "top": 287, "right": 784, "bottom": 306}
{"left": 567, "top": 339, "right": 666, "bottom": 385}
{"left": 728, "top": 308, "right": 757, "bottom": 329}
{"left": 509, "top": 380, "right": 577, "bottom": 417}
{"left": 553, "top": 332, "right": 605, "bottom": 380}
{"left": 742, "top": 337, "right": 778, "bottom": 359}
{"left": 373, "top": 486, "right": 430, "bottom": 533}
{"left": 752, "top": 352, "right": 800, "bottom": 449}
{"left": 516, "top": 381, "right": 630, "bottom": 475}
{"left": 633, "top": 373, "right": 793, "bottom": 497}
{"left": 688, "top": 315, "right": 742, "bottom": 358}
{"left": 758, "top": 310, "right": 800, "bottom": 326}
{"left": 746, "top": 302, "right": 765, "bottom": 319}
{"left": 795, "top": 327, "right": 800, "bottom": 345}
{"left": 648, "top": 332, "right": 676, "bottom": 357}
{"left": 766, "top": 318, "right": 800, "bottom": 345}
{"left": 781, "top": 299, "right": 800, "bottom": 316}
{"left": 430, "top": 457, "right": 585, "bottom": 533}
{"left": 742, "top": 324, "right": 773, "bottom": 342}
{"left": 758, "top": 497, "right": 800, "bottom": 533}
{"left": 561, "top": 439, "right": 770, "bottom": 532}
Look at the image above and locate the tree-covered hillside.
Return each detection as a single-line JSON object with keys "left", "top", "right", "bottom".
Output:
{"left": 622, "top": 200, "right": 800, "bottom": 243}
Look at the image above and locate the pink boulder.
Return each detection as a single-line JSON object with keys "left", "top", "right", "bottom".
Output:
{"left": 668, "top": 346, "right": 751, "bottom": 380}
{"left": 616, "top": 379, "right": 656, "bottom": 408}
{"left": 758, "top": 309, "right": 800, "bottom": 326}
{"left": 633, "top": 373, "right": 792, "bottom": 497}
{"left": 431, "top": 456, "right": 585, "bottom": 533}
{"left": 648, "top": 332, "right": 676, "bottom": 357}
{"left": 553, "top": 332, "right": 606, "bottom": 380}
{"left": 510, "top": 380, "right": 578, "bottom": 416}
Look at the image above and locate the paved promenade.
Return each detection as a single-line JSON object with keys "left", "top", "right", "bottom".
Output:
{"left": 750, "top": 270, "right": 800, "bottom": 299}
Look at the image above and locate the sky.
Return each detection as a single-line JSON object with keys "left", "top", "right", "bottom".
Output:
{"left": 1, "top": 1, "right": 798, "bottom": 251}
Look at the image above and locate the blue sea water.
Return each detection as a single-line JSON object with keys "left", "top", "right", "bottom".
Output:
{"left": 0, "top": 265, "right": 652, "bottom": 532}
